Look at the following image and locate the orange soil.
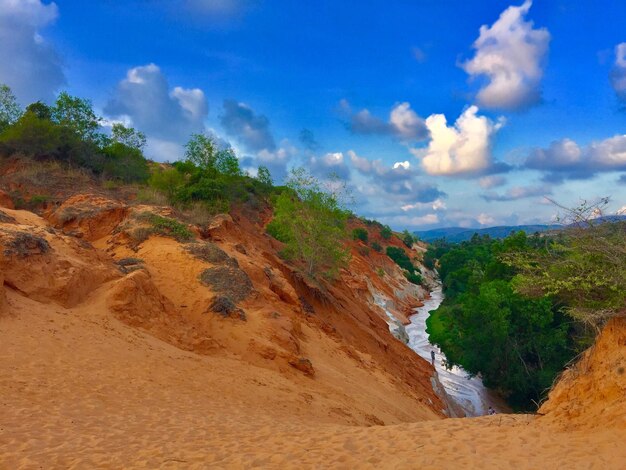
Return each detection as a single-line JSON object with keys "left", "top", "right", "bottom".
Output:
{"left": 1, "top": 193, "right": 624, "bottom": 469}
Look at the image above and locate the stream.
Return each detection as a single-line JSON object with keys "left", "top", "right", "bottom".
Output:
{"left": 404, "top": 284, "right": 506, "bottom": 417}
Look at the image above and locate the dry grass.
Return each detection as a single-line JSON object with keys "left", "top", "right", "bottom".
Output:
{"left": 2, "top": 230, "right": 50, "bottom": 258}
{"left": 135, "top": 188, "right": 169, "bottom": 206}
{"left": 199, "top": 266, "right": 253, "bottom": 302}
{"left": 5, "top": 158, "right": 92, "bottom": 193}
{"left": 185, "top": 242, "right": 237, "bottom": 266}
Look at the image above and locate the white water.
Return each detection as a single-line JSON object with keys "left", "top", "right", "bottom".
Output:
{"left": 405, "top": 285, "right": 504, "bottom": 417}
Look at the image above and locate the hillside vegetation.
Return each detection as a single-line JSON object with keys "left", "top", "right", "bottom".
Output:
{"left": 426, "top": 201, "right": 625, "bottom": 410}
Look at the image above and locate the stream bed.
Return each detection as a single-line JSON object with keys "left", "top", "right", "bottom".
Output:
{"left": 405, "top": 285, "right": 506, "bottom": 417}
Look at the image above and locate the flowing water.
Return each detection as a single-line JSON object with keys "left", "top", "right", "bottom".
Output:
{"left": 405, "top": 284, "right": 506, "bottom": 417}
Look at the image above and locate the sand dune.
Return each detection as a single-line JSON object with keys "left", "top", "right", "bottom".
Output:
{"left": 1, "top": 288, "right": 623, "bottom": 469}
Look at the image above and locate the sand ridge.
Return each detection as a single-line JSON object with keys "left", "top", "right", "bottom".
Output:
{"left": 1, "top": 288, "right": 624, "bottom": 469}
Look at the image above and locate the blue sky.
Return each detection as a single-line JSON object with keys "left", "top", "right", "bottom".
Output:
{"left": 1, "top": 0, "right": 626, "bottom": 229}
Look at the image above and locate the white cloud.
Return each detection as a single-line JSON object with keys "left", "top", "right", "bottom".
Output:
{"left": 348, "top": 150, "right": 374, "bottom": 173}
{"left": 308, "top": 151, "right": 350, "bottom": 179}
{"left": 401, "top": 198, "right": 447, "bottom": 212}
{"left": 220, "top": 99, "right": 276, "bottom": 152}
{"left": 342, "top": 100, "right": 429, "bottom": 141}
{"left": 105, "top": 63, "right": 208, "bottom": 146}
{"left": 389, "top": 103, "right": 427, "bottom": 140}
{"left": 479, "top": 175, "right": 507, "bottom": 189}
{"left": 0, "top": 0, "right": 65, "bottom": 104}
{"left": 610, "top": 42, "right": 626, "bottom": 101}
{"left": 526, "top": 134, "right": 626, "bottom": 181}
{"left": 462, "top": 0, "right": 550, "bottom": 110}
{"left": 392, "top": 161, "right": 410, "bottom": 170}
{"left": 412, "top": 106, "right": 504, "bottom": 176}
{"left": 146, "top": 138, "right": 186, "bottom": 162}
{"left": 379, "top": 213, "right": 439, "bottom": 228}
{"left": 348, "top": 149, "right": 446, "bottom": 203}
{"left": 481, "top": 184, "right": 551, "bottom": 202}
{"left": 477, "top": 213, "right": 496, "bottom": 226}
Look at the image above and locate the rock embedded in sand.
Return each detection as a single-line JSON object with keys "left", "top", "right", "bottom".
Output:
{"left": 289, "top": 357, "right": 315, "bottom": 377}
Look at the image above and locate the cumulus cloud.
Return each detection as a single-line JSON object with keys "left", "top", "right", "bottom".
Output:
{"left": 380, "top": 213, "right": 440, "bottom": 228}
{"left": 526, "top": 135, "right": 626, "bottom": 182}
{"left": 220, "top": 99, "right": 276, "bottom": 152}
{"left": 307, "top": 151, "right": 350, "bottom": 179}
{"left": 105, "top": 63, "right": 208, "bottom": 151}
{"left": 0, "top": 0, "right": 65, "bottom": 104}
{"left": 342, "top": 100, "right": 429, "bottom": 141}
{"left": 477, "top": 213, "right": 496, "bottom": 226}
{"left": 461, "top": 0, "right": 550, "bottom": 111}
{"left": 348, "top": 149, "right": 446, "bottom": 204}
{"left": 479, "top": 175, "right": 507, "bottom": 189}
{"left": 610, "top": 43, "right": 626, "bottom": 101}
{"left": 412, "top": 106, "right": 505, "bottom": 176}
{"left": 401, "top": 199, "right": 447, "bottom": 212}
{"left": 481, "top": 184, "right": 551, "bottom": 202}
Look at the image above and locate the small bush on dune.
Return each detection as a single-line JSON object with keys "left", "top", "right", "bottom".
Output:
{"left": 380, "top": 225, "right": 392, "bottom": 240}
{"left": 138, "top": 213, "right": 194, "bottom": 242}
{"left": 352, "top": 227, "right": 368, "bottom": 243}
{"left": 386, "top": 246, "right": 423, "bottom": 286}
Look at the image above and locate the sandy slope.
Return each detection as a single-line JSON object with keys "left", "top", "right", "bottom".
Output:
{"left": 1, "top": 289, "right": 624, "bottom": 469}
{"left": 0, "top": 193, "right": 623, "bottom": 469}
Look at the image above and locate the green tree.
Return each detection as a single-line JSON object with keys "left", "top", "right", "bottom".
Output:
{"left": 215, "top": 147, "right": 242, "bottom": 177}
{"left": 184, "top": 133, "right": 218, "bottom": 173}
{"left": 0, "top": 84, "right": 21, "bottom": 132}
{"left": 149, "top": 167, "right": 186, "bottom": 199}
{"left": 101, "top": 142, "right": 149, "bottom": 182}
{"left": 111, "top": 123, "right": 146, "bottom": 151}
{"left": 257, "top": 165, "right": 273, "bottom": 186}
{"left": 506, "top": 198, "right": 626, "bottom": 328}
{"left": 425, "top": 231, "right": 584, "bottom": 410}
{"left": 0, "top": 111, "right": 62, "bottom": 156}
{"left": 25, "top": 101, "right": 51, "bottom": 120}
{"left": 266, "top": 168, "right": 350, "bottom": 279}
{"left": 51, "top": 92, "right": 102, "bottom": 142}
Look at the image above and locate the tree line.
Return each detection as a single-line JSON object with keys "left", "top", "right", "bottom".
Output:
{"left": 425, "top": 201, "right": 625, "bottom": 410}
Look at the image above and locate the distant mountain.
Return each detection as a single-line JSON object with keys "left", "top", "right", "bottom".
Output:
{"left": 415, "top": 216, "right": 626, "bottom": 243}
{"left": 414, "top": 224, "right": 560, "bottom": 243}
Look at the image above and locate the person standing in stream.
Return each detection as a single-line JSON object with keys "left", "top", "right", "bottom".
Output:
{"left": 431, "top": 350, "right": 436, "bottom": 366}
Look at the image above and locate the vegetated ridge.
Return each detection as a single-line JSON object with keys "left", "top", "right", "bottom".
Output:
{"left": 0, "top": 87, "right": 623, "bottom": 467}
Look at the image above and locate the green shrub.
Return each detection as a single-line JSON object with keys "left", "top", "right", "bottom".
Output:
{"left": 352, "top": 227, "right": 368, "bottom": 243}
{"left": 406, "top": 272, "right": 423, "bottom": 285}
{"left": 386, "top": 246, "right": 423, "bottom": 286}
{"left": 380, "top": 225, "right": 392, "bottom": 240}
{"left": 101, "top": 142, "right": 149, "bottom": 183}
{"left": 402, "top": 229, "right": 417, "bottom": 248}
{"left": 371, "top": 241, "right": 382, "bottom": 252}
{"left": 266, "top": 219, "right": 290, "bottom": 243}
{"left": 137, "top": 213, "right": 194, "bottom": 242}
